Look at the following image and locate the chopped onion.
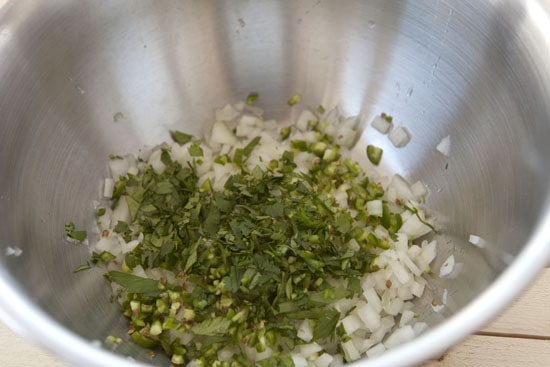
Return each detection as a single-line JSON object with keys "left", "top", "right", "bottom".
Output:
{"left": 399, "top": 310, "right": 416, "bottom": 327}
{"left": 410, "top": 180, "right": 427, "bottom": 199}
{"left": 366, "top": 200, "right": 383, "bottom": 217}
{"left": 436, "top": 135, "right": 451, "bottom": 156}
{"left": 298, "top": 342, "right": 323, "bottom": 357}
{"left": 291, "top": 353, "right": 308, "bottom": 367}
{"left": 366, "top": 343, "right": 386, "bottom": 358}
{"left": 148, "top": 149, "right": 166, "bottom": 174}
{"left": 103, "top": 178, "right": 115, "bottom": 198}
{"left": 371, "top": 116, "right": 392, "bottom": 134}
{"left": 439, "top": 255, "right": 455, "bottom": 278}
{"left": 297, "top": 319, "right": 313, "bottom": 342}
{"left": 111, "top": 196, "right": 130, "bottom": 225}
{"left": 388, "top": 126, "right": 411, "bottom": 147}
{"left": 5, "top": 246, "right": 23, "bottom": 257}
{"left": 384, "top": 325, "right": 415, "bottom": 349}
{"left": 328, "top": 354, "right": 344, "bottom": 367}
{"left": 211, "top": 121, "right": 238, "bottom": 146}
{"left": 356, "top": 302, "right": 381, "bottom": 332}
{"left": 214, "top": 104, "right": 240, "bottom": 122}
{"left": 412, "top": 322, "right": 428, "bottom": 336}
{"left": 296, "top": 109, "right": 317, "bottom": 131}
{"left": 342, "top": 314, "right": 363, "bottom": 335}
{"left": 469, "top": 234, "right": 487, "bottom": 248}
{"left": 399, "top": 215, "right": 432, "bottom": 240}
{"left": 341, "top": 339, "right": 361, "bottom": 362}
{"left": 315, "top": 353, "right": 334, "bottom": 367}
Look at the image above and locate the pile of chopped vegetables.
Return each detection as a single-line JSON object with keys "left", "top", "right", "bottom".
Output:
{"left": 72, "top": 97, "right": 439, "bottom": 367}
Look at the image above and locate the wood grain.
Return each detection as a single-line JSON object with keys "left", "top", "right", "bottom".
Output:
{"left": 479, "top": 267, "right": 550, "bottom": 338}
{"left": 424, "top": 335, "right": 550, "bottom": 367}
{"left": 0, "top": 322, "right": 66, "bottom": 367}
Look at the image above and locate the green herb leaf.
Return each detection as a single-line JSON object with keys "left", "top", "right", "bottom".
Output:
{"left": 113, "top": 221, "right": 130, "bottom": 234}
{"left": 188, "top": 143, "right": 204, "bottom": 157}
{"left": 262, "top": 202, "right": 284, "bottom": 217}
{"left": 170, "top": 130, "right": 193, "bottom": 145}
{"left": 184, "top": 242, "right": 199, "bottom": 273}
{"left": 190, "top": 316, "right": 231, "bottom": 336}
{"left": 314, "top": 308, "right": 339, "bottom": 339}
{"left": 65, "top": 221, "right": 87, "bottom": 243}
{"left": 106, "top": 271, "right": 160, "bottom": 296}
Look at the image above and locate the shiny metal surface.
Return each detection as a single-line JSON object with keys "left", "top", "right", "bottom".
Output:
{"left": 1, "top": 1, "right": 550, "bottom": 366}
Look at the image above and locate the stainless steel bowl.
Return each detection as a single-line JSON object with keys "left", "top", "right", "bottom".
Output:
{"left": 1, "top": 1, "right": 550, "bottom": 366}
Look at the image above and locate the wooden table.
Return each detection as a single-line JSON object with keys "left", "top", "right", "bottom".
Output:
{"left": 1, "top": 267, "right": 549, "bottom": 366}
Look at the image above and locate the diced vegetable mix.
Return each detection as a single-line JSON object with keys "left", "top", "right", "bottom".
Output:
{"left": 74, "top": 98, "right": 440, "bottom": 366}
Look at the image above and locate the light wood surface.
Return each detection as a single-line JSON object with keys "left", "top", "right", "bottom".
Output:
{"left": 1, "top": 268, "right": 549, "bottom": 366}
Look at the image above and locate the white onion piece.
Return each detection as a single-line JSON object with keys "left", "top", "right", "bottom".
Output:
{"left": 420, "top": 240, "right": 437, "bottom": 265}
{"left": 371, "top": 316, "right": 395, "bottom": 343}
{"left": 103, "top": 178, "right": 115, "bottom": 198}
{"left": 315, "top": 353, "right": 334, "bottom": 367}
{"left": 399, "top": 310, "right": 416, "bottom": 327}
{"left": 324, "top": 107, "right": 340, "bottom": 125}
{"left": 363, "top": 287, "right": 383, "bottom": 314}
{"left": 341, "top": 340, "right": 361, "bottom": 362}
{"left": 334, "top": 126, "right": 356, "bottom": 148}
{"left": 388, "top": 126, "right": 411, "bottom": 147}
{"left": 439, "top": 255, "right": 455, "bottom": 278}
{"left": 297, "top": 319, "right": 313, "bottom": 342}
{"left": 328, "top": 354, "right": 344, "bottom": 367}
{"left": 131, "top": 265, "right": 147, "bottom": 278}
{"left": 111, "top": 196, "right": 130, "bottom": 225}
{"left": 371, "top": 116, "right": 392, "bottom": 134}
{"left": 410, "top": 180, "right": 427, "bottom": 199}
{"left": 148, "top": 149, "right": 166, "bottom": 174}
{"left": 342, "top": 314, "right": 363, "bottom": 335}
{"left": 436, "top": 135, "right": 451, "bottom": 156}
{"left": 122, "top": 239, "right": 140, "bottom": 253}
{"left": 356, "top": 302, "right": 381, "bottom": 332}
{"left": 384, "top": 325, "right": 415, "bottom": 349}
{"left": 399, "top": 215, "right": 432, "bottom": 240}
{"left": 243, "top": 104, "right": 264, "bottom": 117}
{"left": 232, "top": 101, "right": 245, "bottom": 112}
{"left": 210, "top": 121, "right": 238, "bottom": 145}
{"left": 366, "top": 199, "right": 383, "bottom": 217}
{"left": 109, "top": 157, "right": 130, "bottom": 180}
{"left": 366, "top": 343, "right": 386, "bottom": 358}
{"left": 410, "top": 278, "right": 426, "bottom": 298}
{"left": 413, "top": 322, "right": 428, "bottom": 336}
{"left": 389, "top": 175, "right": 415, "bottom": 201}
{"left": 214, "top": 104, "right": 239, "bottom": 122}
{"left": 217, "top": 347, "right": 237, "bottom": 362}
{"left": 291, "top": 353, "right": 308, "bottom": 367}
{"left": 431, "top": 302, "right": 445, "bottom": 313}
{"left": 469, "top": 234, "right": 487, "bottom": 248}
{"left": 299, "top": 342, "right": 323, "bottom": 357}
{"left": 296, "top": 109, "right": 317, "bottom": 131}
{"left": 5, "top": 246, "right": 23, "bottom": 257}
{"left": 127, "top": 166, "right": 139, "bottom": 176}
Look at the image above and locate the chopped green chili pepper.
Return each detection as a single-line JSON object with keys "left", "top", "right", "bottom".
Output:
{"left": 367, "top": 145, "right": 383, "bottom": 165}
{"left": 246, "top": 92, "right": 259, "bottom": 105}
{"left": 287, "top": 93, "right": 301, "bottom": 106}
